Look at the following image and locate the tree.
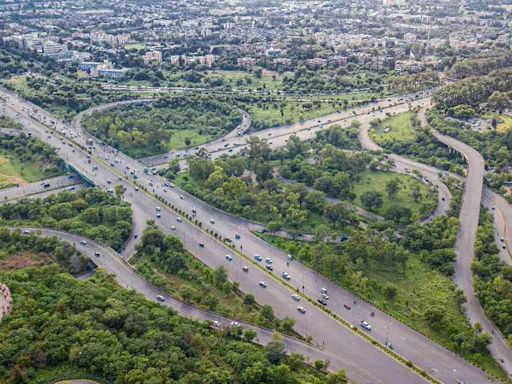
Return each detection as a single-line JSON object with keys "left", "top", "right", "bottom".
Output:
{"left": 487, "top": 91, "right": 511, "bottom": 113}
{"left": 261, "top": 305, "right": 275, "bottom": 322}
{"left": 204, "top": 294, "right": 219, "bottom": 310}
{"left": 243, "top": 293, "right": 255, "bottom": 306}
{"left": 189, "top": 157, "right": 215, "bottom": 181}
{"left": 280, "top": 317, "right": 296, "bottom": 334}
{"left": 384, "top": 205, "right": 412, "bottom": 224}
{"left": 385, "top": 178, "right": 401, "bottom": 198}
{"left": 327, "top": 370, "right": 348, "bottom": 384}
{"left": 304, "top": 190, "right": 327, "bottom": 214}
{"left": 323, "top": 203, "right": 353, "bottom": 228}
{"left": 360, "top": 191, "right": 383, "bottom": 210}
{"left": 384, "top": 284, "right": 397, "bottom": 301}
{"left": 424, "top": 306, "right": 445, "bottom": 326}
{"left": 115, "top": 184, "right": 126, "bottom": 200}
{"left": 265, "top": 336, "right": 286, "bottom": 364}
{"left": 214, "top": 266, "right": 228, "bottom": 287}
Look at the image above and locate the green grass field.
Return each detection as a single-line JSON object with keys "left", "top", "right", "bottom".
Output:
{"left": 352, "top": 171, "right": 437, "bottom": 220}
{"left": 484, "top": 113, "right": 512, "bottom": 133}
{"left": 168, "top": 129, "right": 212, "bottom": 150}
{"left": 371, "top": 111, "right": 417, "bottom": 145}
{"left": 0, "top": 153, "right": 62, "bottom": 189}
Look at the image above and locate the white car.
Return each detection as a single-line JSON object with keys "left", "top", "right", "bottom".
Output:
{"left": 176, "top": 217, "right": 183, "bottom": 222}
{"left": 225, "top": 254, "right": 233, "bottom": 261}
{"left": 170, "top": 225, "right": 176, "bottom": 230}
{"left": 229, "top": 321, "right": 241, "bottom": 328}
{"left": 80, "top": 240, "right": 87, "bottom": 245}
{"left": 156, "top": 206, "right": 161, "bottom": 211}
{"left": 259, "top": 281, "right": 267, "bottom": 288}
{"left": 282, "top": 271, "right": 291, "bottom": 280}
{"left": 321, "top": 287, "right": 328, "bottom": 294}
{"left": 156, "top": 295, "right": 165, "bottom": 302}
{"left": 22, "top": 229, "right": 31, "bottom": 235}
{"left": 322, "top": 293, "right": 329, "bottom": 300}
{"left": 297, "top": 306, "right": 306, "bottom": 314}
{"left": 210, "top": 218, "right": 215, "bottom": 224}
{"left": 265, "top": 258, "right": 272, "bottom": 264}
{"left": 360, "top": 321, "right": 372, "bottom": 331}
{"left": 291, "top": 294, "right": 300, "bottom": 301}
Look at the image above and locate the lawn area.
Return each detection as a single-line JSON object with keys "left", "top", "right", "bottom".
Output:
{"left": 168, "top": 128, "right": 212, "bottom": 150}
{"left": 246, "top": 92, "right": 375, "bottom": 130}
{"left": 370, "top": 111, "right": 417, "bottom": 145}
{"left": 352, "top": 171, "right": 437, "bottom": 220}
{"left": 4, "top": 75, "right": 34, "bottom": 96}
{"left": 0, "top": 152, "right": 62, "bottom": 189}
{"left": 484, "top": 113, "right": 512, "bottom": 133}
{"left": 206, "top": 70, "right": 286, "bottom": 91}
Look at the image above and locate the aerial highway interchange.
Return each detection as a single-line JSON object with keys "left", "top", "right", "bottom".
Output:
{"left": 1, "top": 86, "right": 511, "bottom": 384}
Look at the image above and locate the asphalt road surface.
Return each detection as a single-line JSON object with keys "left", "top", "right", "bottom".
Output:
{"left": 0, "top": 87, "right": 496, "bottom": 384}
{"left": 22, "top": 226, "right": 403, "bottom": 383}
{"left": 0, "top": 174, "right": 82, "bottom": 203}
{"left": 425, "top": 121, "right": 512, "bottom": 377}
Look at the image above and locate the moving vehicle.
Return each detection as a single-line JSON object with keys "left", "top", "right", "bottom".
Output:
{"left": 94, "top": 251, "right": 100, "bottom": 257}
{"left": 225, "top": 254, "right": 233, "bottom": 261}
{"left": 297, "top": 306, "right": 306, "bottom": 314}
{"left": 291, "top": 294, "right": 300, "bottom": 301}
{"left": 360, "top": 321, "right": 372, "bottom": 331}
{"left": 259, "top": 281, "right": 267, "bottom": 288}
{"left": 80, "top": 240, "right": 87, "bottom": 245}
{"left": 242, "top": 266, "right": 249, "bottom": 272}
{"left": 317, "top": 298, "right": 327, "bottom": 306}
{"left": 344, "top": 303, "right": 351, "bottom": 310}
{"left": 254, "top": 254, "right": 263, "bottom": 262}
{"left": 156, "top": 295, "right": 165, "bottom": 302}
{"left": 281, "top": 271, "right": 291, "bottom": 280}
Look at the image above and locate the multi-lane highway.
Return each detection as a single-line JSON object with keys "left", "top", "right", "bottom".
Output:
{"left": 1, "top": 88, "right": 437, "bottom": 384}
{"left": 18, "top": 227, "right": 352, "bottom": 374}
{"left": 0, "top": 86, "right": 499, "bottom": 384}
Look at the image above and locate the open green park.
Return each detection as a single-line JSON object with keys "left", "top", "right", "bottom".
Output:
{"left": 0, "top": 134, "right": 65, "bottom": 189}
{"left": 352, "top": 171, "right": 437, "bottom": 220}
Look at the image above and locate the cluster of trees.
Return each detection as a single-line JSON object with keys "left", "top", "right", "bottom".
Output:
{"left": 473, "top": 212, "right": 512, "bottom": 345}
{"left": 279, "top": 147, "right": 368, "bottom": 201}
{"left": 428, "top": 109, "right": 512, "bottom": 191}
{"left": 3, "top": 75, "right": 109, "bottom": 120}
{"left": 0, "top": 189, "right": 132, "bottom": 251}
{"left": 82, "top": 95, "right": 241, "bottom": 158}
{"left": 0, "top": 265, "right": 344, "bottom": 383}
{"left": 433, "top": 68, "right": 512, "bottom": 112}
{"left": 263, "top": 215, "right": 493, "bottom": 365}
{"left": 402, "top": 216, "right": 459, "bottom": 275}
{"left": 0, "top": 228, "right": 87, "bottom": 274}
{"left": 133, "top": 223, "right": 296, "bottom": 331}
{"left": 280, "top": 67, "right": 383, "bottom": 94}
{"left": 387, "top": 70, "right": 440, "bottom": 93}
{"left": 0, "top": 133, "right": 65, "bottom": 180}
{"left": 183, "top": 153, "right": 356, "bottom": 233}
{"left": 372, "top": 113, "right": 466, "bottom": 173}
{"left": 449, "top": 53, "right": 512, "bottom": 79}
{"left": 0, "top": 116, "right": 22, "bottom": 130}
